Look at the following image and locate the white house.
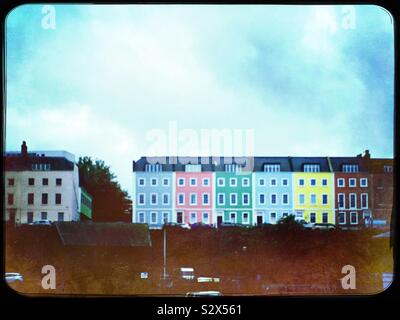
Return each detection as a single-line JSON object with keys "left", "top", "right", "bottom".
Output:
{"left": 4, "top": 141, "right": 81, "bottom": 224}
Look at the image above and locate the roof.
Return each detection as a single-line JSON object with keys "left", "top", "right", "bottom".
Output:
{"left": 329, "top": 156, "right": 368, "bottom": 172}
{"left": 55, "top": 222, "right": 152, "bottom": 247}
{"left": 4, "top": 154, "right": 75, "bottom": 171}
{"left": 253, "top": 157, "right": 292, "bottom": 172}
{"left": 288, "top": 157, "right": 331, "bottom": 172}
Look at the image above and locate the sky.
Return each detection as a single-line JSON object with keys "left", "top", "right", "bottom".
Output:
{"left": 5, "top": 4, "right": 394, "bottom": 196}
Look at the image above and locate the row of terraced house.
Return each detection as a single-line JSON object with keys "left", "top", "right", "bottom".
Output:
{"left": 132, "top": 150, "right": 393, "bottom": 229}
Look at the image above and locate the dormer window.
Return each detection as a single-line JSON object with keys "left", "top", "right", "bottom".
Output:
{"left": 185, "top": 164, "right": 201, "bottom": 172}
{"left": 145, "top": 164, "right": 162, "bottom": 172}
{"left": 225, "top": 164, "right": 242, "bottom": 173}
{"left": 32, "top": 163, "right": 51, "bottom": 171}
{"left": 384, "top": 165, "right": 393, "bottom": 173}
{"left": 342, "top": 164, "right": 359, "bottom": 173}
{"left": 263, "top": 164, "right": 280, "bottom": 172}
{"left": 303, "top": 164, "right": 320, "bottom": 172}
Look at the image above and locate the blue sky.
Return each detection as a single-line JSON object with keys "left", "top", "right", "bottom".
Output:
{"left": 6, "top": 5, "right": 394, "bottom": 195}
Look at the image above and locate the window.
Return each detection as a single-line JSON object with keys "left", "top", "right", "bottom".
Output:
{"left": 217, "top": 178, "right": 225, "bottom": 187}
{"left": 28, "top": 178, "right": 35, "bottom": 186}
{"left": 162, "top": 178, "right": 169, "bottom": 186}
{"left": 349, "top": 178, "right": 356, "bottom": 187}
{"left": 190, "top": 178, "right": 197, "bottom": 186}
{"left": 350, "top": 212, "right": 358, "bottom": 224}
{"left": 259, "top": 178, "right": 265, "bottom": 186}
{"left": 202, "top": 212, "right": 209, "bottom": 224}
{"left": 296, "top": 211, "right": 304, "bottom": 219}
{"left": 310, "top": 194, "right": 317, "bottom": 205}
{"left": 151, "top": 178, "right": 157, "bottom": 186}
{"left": 27, "top": 212, "right": 34, "bottom": 224}
{"left": 310, "top": 213, "right": 316, "bottom": 223}
{"left": 138, "top": 194, "right": 145, "bottom": 205}
{"left": 150, "top": 193, "right": 157, "bottom": 205}
{"left": 58, "top": 212, "right": 64, "bottom": 222}
{"left": 310, "top": 179, "right": 316, "bottom": 186}
{"left": 138, "top": 178, "right": 145, "bottom": 186}
{"left": 41, "top": 212, "right": 47, "bottom": 220}
{"left": 243, "top": 212, "right": 249, "bottom": 224}
{"left": 349, "top": 193, "right": 356, "bottom": 209}
{"left": 202, "top": 178, "right": 210, "bottom": 186}
{"left": 56, "top": 178, "right": 62, "bottom": 186}
{"left": 178, "top": 178, "right": 185, "bottom": 186}
{"left": 55, "top": 193, "right": 62, "bottom": 205}
{"left": 282, "top": 212, "right": 288, "bottom": 218}
{"left": 271, "top": 194, "right": 277, "bottom": 205}
{"left": 259, "top": 194, "right": 265, "bottom": 205}
{"left": 162, "top": 194, "right": 169, "bottom": 205}
{"left": 322, "top": 213, "right": 328, "bottom": 224}
{"left": 7, "top": 194, "right": 14, "bottom": 205}
{"left": 270, "top": 179, "right": 277, "bottom": 186}
{"left": 190, "top": 212, "right": 197, "bottom": 224}
{"left": 163, "top": 212, "right": 169, "bottom": 224}
{"left": 299, "top": 194, "right": 305, "bottom": 205}
{"left": 230, "top": 212, "right": 237, "bottom": 223}
{"left": 342, "top": 164, "right": 359, "bottom": 173}
{"left": 304, "top": 164, "right": 320, "bottom": 172}
{"left": 230, "top": 193, "right": 237, "bottom": 205}
{"left": 42, "top": 193, "right": 48, "bottom": 205}
{"left": 138, "top": 212, "right": 145, "bottom": 223}
{"left": 28, "top": 193, "right": 34, "bottom": 205}
{"left": 270, "top": 212, "right": 277, "bottom": 224}
{"left": 42, "top": 178, "right": 48, "bottom": 186}
{"left": 361, "top": 193, "right": 368, "bottom": 209}
{"left": 145, "top": 164, "right": 162, "bottom": 172}
{"left": 8, "top": 178, "right": 14, "bottom": 186}
{"left": 282, "top": 194, "right": 289, "bottom": 205}
{"left": 338, "top": 211, "right": 346, "bottom": 224}
{"left": 225, "top": 164, "right": 242, "bottom": 173}
{"left": 322, "top": 194, "right": 328, "bottom": 205}
{"left": 322, "top": 179, "right": 328, "bottom": 186}
{"left": 185, "top": 164, "right": 201, "bottom": 172}
{"left": 299, "top": 179, "right": 305, "bottom": 186}
{"left": 190, "top": 193, "right": 197, "bottom": 205}
{"left": 218, "top": 193, "right": 225, "bottom": 205}
{"left": 360, "top": 178, "right": 368, "bottom": 187}
{"left": 230, "top": 178, "right": 237, "bottom": 187}
{"left": 202, "top": 193, "right": 209, "bottom": 205}
{"left": 242, "top": 178, "right": 250, "bottom": 187}
{"left": 263, "top": 164, "right": 280, "bottom": 172}
{"left": 282, "top": 179, "right": 288, "bottom": 186}
{"left": 243, "top": 193, "right": 250, "bottom": 205}
{"left": 338, "top": 194, "right": 345, "bottom": 209}
{"left": 337, "top": 178, "right": 345, "bottom": 187}
{"left": 384, "top": 165, "right": 393, "bottom": 173}
{"left": 178, "top": 193, "right": 185, "bottom": 205}
{"left": 150, "top": 212, "right": 157, "bottom": 224}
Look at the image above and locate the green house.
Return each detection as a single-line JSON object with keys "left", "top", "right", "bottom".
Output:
{"left": 80, "top": 187, "right": 93, "bottom": 220}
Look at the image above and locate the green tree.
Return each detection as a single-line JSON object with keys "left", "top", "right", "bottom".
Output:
{"left": 77, "top": 157, "right": 132, "bottom": 222}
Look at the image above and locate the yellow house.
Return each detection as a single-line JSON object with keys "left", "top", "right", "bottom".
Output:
{"left": 292, "top": 160, "right": 335, "bottom": 224}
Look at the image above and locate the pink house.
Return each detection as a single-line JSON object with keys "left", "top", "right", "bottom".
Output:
{"left": 175, "top": 172, "right": 213, "bottom": 225}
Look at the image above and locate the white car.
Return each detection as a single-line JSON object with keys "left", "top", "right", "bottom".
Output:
{"left": 296, "top": 219, "right": 314, "bottom": 229}
{"left": 31, "top": 220, "right": 52, "bottom": 226}
{"left": 5, "top": 272, "right": 23, "bottom": 283}
{"left": 186, "top": 291, "right": 222, "bottom": 297}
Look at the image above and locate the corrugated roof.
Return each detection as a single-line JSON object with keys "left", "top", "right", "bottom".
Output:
{"left": 55, "top": 222, "right": 152, "bottom": 247}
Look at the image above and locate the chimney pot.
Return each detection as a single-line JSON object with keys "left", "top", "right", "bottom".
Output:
{"left": 21, "top": 141, "right": 27, "bottom": 157}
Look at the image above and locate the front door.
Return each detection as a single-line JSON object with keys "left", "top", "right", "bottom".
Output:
{"left": 177, "top": 212, "right": 183, "bottom": 224}
{"left": 257, "top": 215, "right": 263, "bottom": 225}
{"left": 217, "top": 215, "right": 223, "bottom": 227}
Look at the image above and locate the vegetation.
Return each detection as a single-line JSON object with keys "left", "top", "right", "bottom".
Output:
{"left": 77, "top": 157, "right": 131, "bottom": 222}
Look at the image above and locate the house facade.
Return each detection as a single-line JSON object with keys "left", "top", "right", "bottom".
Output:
{"left": 5, "top": 141, "right": 81, "bottom": 224}
{"left": 331, "top": 156, "right": 371, "bottom": 228}
{"left": 253, "top": 157, "right": 293, "bottom": 224}
{"left": 292, "top": 158, "right": 335, "bottom": 224}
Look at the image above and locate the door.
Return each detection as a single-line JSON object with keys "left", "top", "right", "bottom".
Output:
{"left": 257, "top": 215, "right": 263, "bottom": 225}
{"left": 177, "top": 211, "right": 183, "bottom": 224}
{"left": 217, "top": 215, "right": 223, "bottom": 227}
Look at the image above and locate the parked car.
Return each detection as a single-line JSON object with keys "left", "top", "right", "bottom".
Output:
{"left": 190, "top": 222, "right": 213, "bottom": 229}
{"left": 180, "top": 267, "right": 195, "bottom": 280}
{"left": 297, "top": 219, "right": 315, "bottom": 229}
{"left": 186, "top": 291, "right": 222, "bottom": 297}
{"left": 219, "top": 222, "right": 249, "bottom": 228}
{"left": 313, "top": 223, "right": 336, "bottom": 230}
{"left": 163, "top": 223, "right": 191, "bottom": 230}
{"left": 5, "top": 272, "right": 23, "bottom": 283}
{"left": 30, "top": 220, "right": 52, "bottom": 226}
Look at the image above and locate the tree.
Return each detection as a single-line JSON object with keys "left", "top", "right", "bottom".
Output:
{"left": 77, "top": 157, "right": 131, "bottom": 222}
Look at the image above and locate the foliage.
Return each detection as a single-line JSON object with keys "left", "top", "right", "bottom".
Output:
{"left": 77, "top": 156, "right": 131, "bottom": 222}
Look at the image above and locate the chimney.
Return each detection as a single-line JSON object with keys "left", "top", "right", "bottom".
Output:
{"left": 21, "top": 141, "right": 27, "bottom": 157}
{"left": 364, "top": 149, "right": 371, "bottom": 159}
